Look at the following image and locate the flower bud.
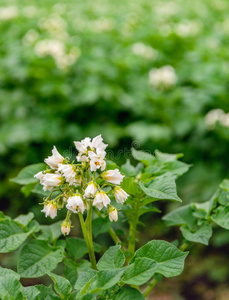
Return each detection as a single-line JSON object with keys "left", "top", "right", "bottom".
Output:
{"left": 108, "top": 207, "right": 118, "bottom": 222}
{"left": 61, "top": 220, "right": 71, "bottom": 236}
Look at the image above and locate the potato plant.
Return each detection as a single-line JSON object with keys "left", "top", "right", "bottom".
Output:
{"left": 1, "top": 135, "right": 229, "bottom": 299}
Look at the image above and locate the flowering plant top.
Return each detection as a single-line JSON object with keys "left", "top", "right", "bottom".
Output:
{"left": 34, "top": 134, "right": 128, "bottom": 236}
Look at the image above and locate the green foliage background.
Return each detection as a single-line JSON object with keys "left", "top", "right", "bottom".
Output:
{"left": 1, "top": 0, "right": 229, "bottom": 298}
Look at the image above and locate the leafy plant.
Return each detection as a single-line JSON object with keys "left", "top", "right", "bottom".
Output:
{"left": 1, "top": 135, "right": 229, "bottom": 299}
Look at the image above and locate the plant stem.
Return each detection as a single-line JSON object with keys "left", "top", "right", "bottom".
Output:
{"left": 127, "top": 197, "right": 140, "bottom": 261}
{"left": 180, "top": 241, "right": 189, "bottom": 251}
{"left": 108, "top": 227, "right": 122, "bottom": 244}
{"left": 143, "top": 278, "right": 158, "bottom": 298}
{"left": 79, "top": 212, "right": 97, "bottom": 270}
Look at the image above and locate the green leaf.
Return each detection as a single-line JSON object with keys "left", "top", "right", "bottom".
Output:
{"left": 220, "top": 179, "right": 229, "bottom": 192}
{"left": 94, "top": 269, "right": 124, "bottom": 291}
{"left": 14, "top": 212, "right": 34, "bottom": 226}
{"left": 131, "top": 240, "right": 188, "bottom": 278}
{"left": 39, "top": 221, "right": 62, "bottom": 243}
{"left": 18, "top": 240, "right": 64, "bottom": 278}
{"left": 180, "top": 222, "right": 213, "bottom": 245}
{"left": 92, "top": 217, "right": 111, "bottom": 238}
{"left": 218, "top": 191, "right": 229, "bottom": 206}
{"left": 139, "top": 176, "right": 182, "bottom": 202}
{"left": 0, "top": 274, "right": 23, "bottom": 300}
{"left": 0, "top": 267, "right": 20, "bottom": 279}
{"left": 0, "top": 219, "right": 32, "bottom": 253}
{"left": 138, "top": 206, "right": 161, "bottom": 217}
{"left": 49, "top": 272, "right": 72, "bottom": 298}
{"left": 21, "top": 182, "right": 38, "bottom": 197}
{"left": 10, "top": 163, "right": 46, "bottom": 185}
{"left": 22, "top": 286, "right": 40, "bottom": 300}
{"left": 121, "top": 160, "right": 143, "bottom": 177}
{"left": 131, "top": 148, "right": 155, "bottom": 166}
{"left": 122, "top": 258, "right": 157, "bottom": 285}
{"left": 97, "top": 245, "right": 125, "bottom": 270}
{"left": 163, "top": 205, "right": 196, "bottom": 228}
{"left": 155, "top": 150, "right": 183, "bottom": 162}
{"left": 64, "top": 259, "right": 78, "bottom": 287}
{"left": 111, "top": 287, "right": 145, "bottom": 300}
{"left": 66, "top": 238, "right": 101, "bottom": 260}
{"left": 35, "top": 285, "right": 61, "bottom": 300}
{"left": 121, "top": 177, "right": 140, "bottom": 196}
{"left": 74, "top": 270, "right": 97, "bottom": 294}
{"left": 212, "top": 206, "right": 229, "bottom": 230}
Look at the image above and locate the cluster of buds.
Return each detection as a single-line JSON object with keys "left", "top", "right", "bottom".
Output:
{"left": 34, "top": 135, "right": 129, "bottom": 235}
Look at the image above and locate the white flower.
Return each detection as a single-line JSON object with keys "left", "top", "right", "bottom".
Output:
{"left": 88, "top": 150, "right": 106, "bottom": 172}
{"left": 74, "top": 135, "right": 107, "bottom": 162}
{"left": 42, "top": 173, "right": 62, "bottom": 191}
{"left": 34, "top": 171, "right": 44, "bottom": 182}
{"left": 44, "top": 146, "right": 64, "bottom": 169}
{"left": 93, "top": 191, "right": 111, "bottom": 210}
{"left": 103, "top": 169, "right": 124, "bottom": 185}
{"left": 84, "top": 182, "right": 97, "bottom": 199}
{"left": 114, "top": 187, "right": 129, "bottom": 204}
{"left": 41, "top": 203, "right": 57, "bottom": 219}
{"left": 91, "top": 134, "right": 108, "bottom": 151}
{"left": 149, "top": 66, "right": 177, "bottom": 89}
{"left": 61, "top": 220, "right": 71, "bottom": 235}
{"left": 66, "top": 195, "right": 85, "bottom": 214}
{"left": 58, "top": 164, "right": 78, "bottom": 185}
{"left": 109, "top": 207, "right": 118, "bottom": 222}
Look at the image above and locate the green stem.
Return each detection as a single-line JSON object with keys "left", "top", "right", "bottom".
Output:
{"left": 127, "top": 197, "right": 140, "bottom": 261}
{"left": 143, "top": 278, "right": 158, "bottom": 298}
{"left": 180, "top": 241, "right": 190, "bottom": 251}
{"left": 79, "top": 212, "right": 97, "bottom": 270}
{"left": 108, "top": 227, "right": 122, "bottom": 245}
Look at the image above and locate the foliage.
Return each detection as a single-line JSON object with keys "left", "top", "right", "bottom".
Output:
{"left": 1, "top": 145, "right": 229, "bottom": 299}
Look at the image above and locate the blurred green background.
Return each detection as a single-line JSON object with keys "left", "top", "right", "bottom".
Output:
{"left": 1, "top": 0, "right": 229, "bottom": 298}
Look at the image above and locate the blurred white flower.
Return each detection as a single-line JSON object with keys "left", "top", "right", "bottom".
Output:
{"left": 220, "top": 113, "right": 229, "bottom": 128}
{"left": 174, "top": 21, "right": 202, "bottom": 37}
{"left": 132, "top": 43, "right": 157, "bottom": 60}
{"left": 91, "top": 18, "right": 114, "bottom": 32}
{"left": 23, "top": 29, "right": 39, "bottom": 46}
{"left": 66, "top": 195, "right": 85, "bottom": 214}
{"left": 114, "top": 187, "right": 129, "bottom": 204}
{"left": 88, "top": 149, "right": 106, "bottom": 172}
{"left": 84, "top": 182, "right": 98, "bottom": 199}
{"left": 109, "top": 207, "right": 118, "bottom": 222}
{"left": 42, "top": 173, "right": 62, "bottom": 191}
{"left": 149, "top": 65, "right": 177, "bottom": 89}
{"left": 93, "top": 191, "right": 111, "bottom": 210}
{"left": 39, "top": 14, "right": 67, "bottom": 34}
{"left": 22, "top": 6, "right": 37, "bottom": 18}
{"left": 41, "top": 203, "right": 57, "bottom": 219}
{"left": 58, "top": 164, "right": 78, "bottom": 186}
{"left": 0, "top": 6, "right": 18, "bottom": 20}
{"left": 205, "top": 109, "right": 225, "bottom": 129}
{"left": 44, "top": 146, "right": 64, "bottom": 169}
{"left": 103, "top": 169, "right": 124, "bottom": 185}
{"left": 35, "top": 39, "right": 65, "bottom": 59}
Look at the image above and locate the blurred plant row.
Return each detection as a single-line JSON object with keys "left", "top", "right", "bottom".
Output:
{"left": 1, "top": 0, "right": 229, "bottom": 214}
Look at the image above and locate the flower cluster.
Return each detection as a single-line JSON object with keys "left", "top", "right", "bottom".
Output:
{"left": 34, "top": 135, "right": 129, "bottom": 235}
